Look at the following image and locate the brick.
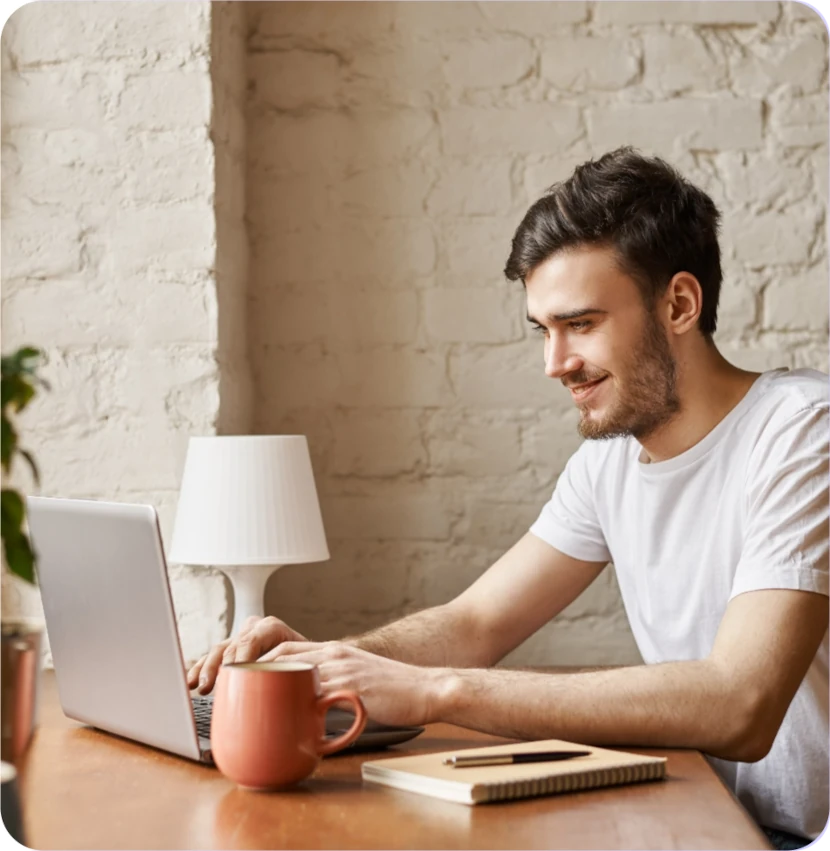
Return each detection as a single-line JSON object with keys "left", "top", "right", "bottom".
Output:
{"left": 249, "top": 109, "right": 439, "bottom": 176}
{"left": 1, "top": 212, "right": 83, "bottom": 279}
{"left": 336, "top": 162, "right": 432, "bottom": 218}
{"left": 642, "top": 33, "right": 728, "bottom": 94}
{"left": 542, "top": 37, "right": 639, "bottom": 91}
{"left": 1, "top": 67, "right": 107, "bottom": 130}
{"left": 593, "top": 1, "right": 780, "bottom": 24}
{"left": 1, "top": 276, "right": 217, "bottom": 346}
{"left": 784, "top": 0, "right": 825, "bottom": 21}
{"left": 251, "top": 2, "right": 396, "bottom": 43}
{"left": 718, "top": 343, "right": 795, "bottom": 371}
{"left": 254, "top": 287, "right": 419, "bottom": 345}
{"left": 479, "top": 2, "right": 589, "bottom": 30}
{"left": 3, "top": 1, "right": 210, "bottom": 67}
{"left": 117, "top": 72, "right": 212, "bottom": 130}
{"left": 769, "top": 92, "right": 828, "bottom": 146}
{"left": 440, "top": 104, "right": 582, "bottom": 157}
{"left": 463, "top": 501, "right": 540, "bottom": 549}
{"left": 424, "top": 287, "right": 524, "bottom": 344}
{"left": 251, "top": 220, "right": 437, "bottom": 287}
{"left": 442, "top": 219, "right": 518, "bottom": 286}
{"left": 246, "top": 173, "right": 331, "bottom": 235}
{"left": 330, "top": 410, "right": 426, "bottom": 477}
{"left": 522, "top": 410, "right": 587, "bottom": 478}
{"left": 587, "top": 99, "right": 763, "bottom": 155}
{"left": 324, "top": 495, "right": 452, "bottom": 540}
{"left": 345, "top": 40, "right": 444, "bottom": 108}
{"left": 272, "top": 540, "right": 411, "bottom": 618}
{"left": 449, "top": 342, "right": 564, "bottom": 409}
{"left": 426, "top": 159, "right": 513, "bottom": 217}
{"left": 335, "top": 349, "right": 450, "bottom": 407}
{"left": 727, "top": 208, "right": 817, "bottom": 266}
{"left": 426, "top": 418, "right": 522, "bottom": 476}
{"left": 248, "top": 51, "right": 342, "bottom": 110}
{"left": 730, "top": 36, "right": 827, "bottom": 97}
{"left": 442, "top": 36, "right": 534, "bottom": 90}
{"left": 717, "top": 151, "right": 813, "bottom": 209}
{"left": 715, "top": 276, "right": 762, "bottom": 338}
{"left": 764, "top": 265, "right": 829, "bottom": 330}
{"left": 792, "top": 347, "right": 829, "bottom": 371}
{"left": 107, "top": 205, "right": 216, "bottom": 273}
{"left": 522, "top": 149, "right": 594, "bottom": 202}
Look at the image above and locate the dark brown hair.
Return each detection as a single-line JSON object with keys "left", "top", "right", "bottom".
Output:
{"left": 504, "top": 147, "right": 723, "bottom": 337}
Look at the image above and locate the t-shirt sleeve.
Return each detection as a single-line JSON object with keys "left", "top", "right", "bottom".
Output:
{"left": 730, "top": 403, "right": 829, "bottom": 600}
{"left": 529, "top": 441, "right": 612, "bottom": 564}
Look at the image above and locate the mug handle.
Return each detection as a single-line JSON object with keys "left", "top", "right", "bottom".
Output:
{"left": 316, "top": 691, "right": 368, "bottom": 756}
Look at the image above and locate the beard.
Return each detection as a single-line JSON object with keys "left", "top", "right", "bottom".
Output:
{"left": 574, "top": 311, "right": 680, "bottom": 441}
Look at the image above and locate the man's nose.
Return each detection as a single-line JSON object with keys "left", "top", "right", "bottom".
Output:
{"left": 544, "top": 336, "right": 582, "bottom": 380}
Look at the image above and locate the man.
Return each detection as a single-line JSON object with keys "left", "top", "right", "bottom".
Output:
{"left": 188, "top": 148, "right": 828, "bottom": 846}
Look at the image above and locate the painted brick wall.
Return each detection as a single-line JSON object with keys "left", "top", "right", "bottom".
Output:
{"left": 1, "top": 2, "right": 826, "bottom": 671}
{"left": 0, "top": 2, "right": 250, "bottom": 664}
{"left": 246, "top": 1, "right": 828, "bottom": 666}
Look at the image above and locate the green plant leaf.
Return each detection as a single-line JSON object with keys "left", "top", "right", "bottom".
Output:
{"left": 0, "top": 414, "right": 15, "bottom": 472}
{"left": 1, "top": 488, "right": 25, "bottom": 528}
{"left": 0, "top": 489, "right": 36, "bottom": 584}
{"left": 18, "top": 449, "right": 40, "bottom": 487}
{"left": 2, "top": 534, "right": 35, "bottom": 585}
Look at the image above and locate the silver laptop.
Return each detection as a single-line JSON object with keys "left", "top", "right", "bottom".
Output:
{"left": 26, "top": 496, "right": 423, "bottom": 764}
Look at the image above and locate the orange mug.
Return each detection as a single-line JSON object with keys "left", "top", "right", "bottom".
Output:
{"left": 211, "top": 661, "right": 367, "bottom": 790}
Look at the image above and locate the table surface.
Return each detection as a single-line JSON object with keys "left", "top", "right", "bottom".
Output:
{"left": 15, "top": 672, "right": 771, "bottom": 850}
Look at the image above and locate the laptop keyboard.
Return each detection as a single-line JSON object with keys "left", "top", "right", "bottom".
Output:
{"left": 192, "top": 694, "right": 214, "bottom": 740}
{"left": 190, "top": 695, "right": 388, "bottom": 741}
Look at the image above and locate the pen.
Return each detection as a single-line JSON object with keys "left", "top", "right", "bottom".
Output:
{"left": 443, "top": 750, "right": 592, "bottom": 767}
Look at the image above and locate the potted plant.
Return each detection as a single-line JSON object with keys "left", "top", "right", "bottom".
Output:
{"left": 1, "top": 346, "right": 49, "bottom": 768}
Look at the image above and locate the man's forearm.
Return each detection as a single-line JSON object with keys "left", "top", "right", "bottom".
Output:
{"left": 344, "top": 604, "right": 487, "bottom": 668}
{"left": 424, "top": 659, "right": 763, "bottom": 762}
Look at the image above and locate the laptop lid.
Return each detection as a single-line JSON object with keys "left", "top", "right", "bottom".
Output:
{"left": 26, "top": 496, "right": 205, "bottom": 762}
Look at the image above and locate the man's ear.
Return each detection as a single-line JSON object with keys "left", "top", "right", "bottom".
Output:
{"left": 663, "top": 272, "right": 703, "bottom": 337}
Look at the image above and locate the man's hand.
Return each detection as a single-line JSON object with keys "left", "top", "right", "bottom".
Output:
{"left": 187, "top": 615, "right": 308, "bottom": 694}
{"left": 261, "top": 641, "right": 444, "bottom": 728}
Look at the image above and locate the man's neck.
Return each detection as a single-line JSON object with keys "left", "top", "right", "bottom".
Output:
{"left": 638, "top": 346, "right": 763, "bottom": 464}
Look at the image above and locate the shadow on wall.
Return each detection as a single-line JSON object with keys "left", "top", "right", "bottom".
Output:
{"left": 251, "top": 2, "right": 577, "bottom": 642}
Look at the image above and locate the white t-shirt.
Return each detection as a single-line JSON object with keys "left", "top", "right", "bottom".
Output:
{"left": 530, "top": 368, "right": 829, "bottom": 839}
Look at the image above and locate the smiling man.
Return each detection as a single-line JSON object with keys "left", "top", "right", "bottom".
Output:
{"left": 189, "top": 148, "right": 828, "bottom": 847}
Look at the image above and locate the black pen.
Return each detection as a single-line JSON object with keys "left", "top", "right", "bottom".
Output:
{"left": 443, "top": 750, "right": 592, "bottom": 767}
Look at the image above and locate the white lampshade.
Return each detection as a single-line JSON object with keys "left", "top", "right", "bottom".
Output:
{"left": 170, "top": 436, "right": 329, "bottom": 638}
{"left": 170, "top": 435, "right": 330, "bottom": 566}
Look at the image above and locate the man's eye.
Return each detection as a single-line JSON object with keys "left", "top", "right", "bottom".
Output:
{"left": 568, "top": 321, "right": 591, "bottom": 331}
{"left": 530, "top": 324, "right": 548, "bottom": 335}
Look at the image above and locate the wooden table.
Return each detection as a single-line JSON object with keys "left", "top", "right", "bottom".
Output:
{"left": 15, "top": 672, "right": 770, "bottom": 850}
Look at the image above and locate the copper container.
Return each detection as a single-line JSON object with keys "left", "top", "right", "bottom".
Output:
{"left": 1, "top": 619, "right": 43, "bottom": 765}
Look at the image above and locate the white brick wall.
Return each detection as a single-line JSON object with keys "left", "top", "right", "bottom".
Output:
{"left": 2, "top": 2, "right": 826, "bottom": 670}
{"left": 247, "top": 0, "right": 827, "bottom": 666}
{"left": 0, "top": 2, "right": 249, "bottom": 663}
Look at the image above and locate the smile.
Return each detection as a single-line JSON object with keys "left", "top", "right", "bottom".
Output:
{"left": 569, "top": 376, "right": 608, "bottom": 402}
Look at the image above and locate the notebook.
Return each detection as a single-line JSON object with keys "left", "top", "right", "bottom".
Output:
{"left": 361, "top": 738, "right": 667, "bottom": 805}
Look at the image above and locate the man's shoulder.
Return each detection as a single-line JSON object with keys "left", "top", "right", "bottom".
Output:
{"left": 752, "top": 368, "right": 828, "bottom": 427}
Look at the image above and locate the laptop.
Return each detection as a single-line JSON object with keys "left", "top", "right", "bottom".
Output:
{"left": 26, "top": 496, "right": 424, "bottom": 764}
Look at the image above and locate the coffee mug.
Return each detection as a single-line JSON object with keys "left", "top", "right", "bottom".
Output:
{"left": 211, "top": 661, "right": 367, "bottom": 790}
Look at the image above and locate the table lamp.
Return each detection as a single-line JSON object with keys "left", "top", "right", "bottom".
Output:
{"left": 169, "top": 436, "right": 330, "bottom": 638}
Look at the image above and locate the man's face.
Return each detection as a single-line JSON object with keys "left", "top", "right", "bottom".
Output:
{"left": 525, "top": 246, "right": 680, "bottom": 441}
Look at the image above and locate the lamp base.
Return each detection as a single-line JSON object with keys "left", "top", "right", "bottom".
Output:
{"left": 219, "top": 565, "right": 281, "bottom": 638}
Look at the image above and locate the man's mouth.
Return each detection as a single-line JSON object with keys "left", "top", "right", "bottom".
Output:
{"left": 568, "top": 376, "right": 608, "bottom": 402}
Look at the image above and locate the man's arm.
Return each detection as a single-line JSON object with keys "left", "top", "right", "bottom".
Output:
{"left": 345, "top": 532, "right": 607, "bottom": 668}
{"left": 190, "top": 532, "right": 606, "bottom": 690}
{"left": 270, "top": 586, "right": 826, "bottom": 762}
{"left": 429, "top": 586, "right": 828, "bottom": 761}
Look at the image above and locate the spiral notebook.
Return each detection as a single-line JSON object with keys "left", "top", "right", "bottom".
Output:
{"left": 361, "top": 738, "right": 667, "bottom": 805}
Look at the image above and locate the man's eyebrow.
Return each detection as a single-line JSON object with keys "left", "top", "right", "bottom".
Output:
{"left": 526, "top": 308, "right": 608, "bottom": 324}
